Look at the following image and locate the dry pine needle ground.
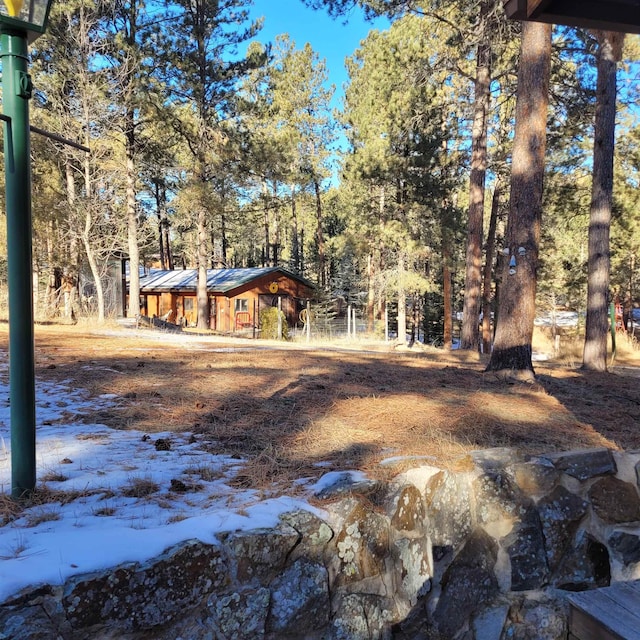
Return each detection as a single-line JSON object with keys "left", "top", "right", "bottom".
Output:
{"left": 4, "top": 322, "right": 640, "bottom": 494}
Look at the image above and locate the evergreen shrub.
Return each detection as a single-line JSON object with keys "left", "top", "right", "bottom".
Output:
{"left": 259, "top": 306, "right": 289, "bottom": 340}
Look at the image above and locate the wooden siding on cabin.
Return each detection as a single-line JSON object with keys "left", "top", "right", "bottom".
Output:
{"left": 135, "top": 270, "right": 313, "bottom": 332}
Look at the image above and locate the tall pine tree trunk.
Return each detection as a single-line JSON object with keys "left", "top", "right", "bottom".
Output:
{"left": 155, "top": 179, "right": 173, "bottom": 270}
{"left": 196, "top": 206, "right": 209, "bottom": 329}
{"left": 442, "top": 236, "right": 453, "bottom": 350}
{"left": 82, "top": 141, "right": 105, "bottom": 323}
{"left": 64, "top": 159, "right": 79, "bottom": 321}
{"left": 291, "top": 185, "right": 300, "bottom": 273}
{"left": 582, "top": 31, "right": 624, "bottom": 371}
{"left": 261, "top": 181, "right": 270, "bottom": 266}
{"left": 125, "top": 112, "right": 140, "bottom": 318}
{"left": 481, "top": 179, "right": 502, "bottom": 353}
{"left": 397, "top": 252, "right": 406, "bottom": 345}
{"left": 461, "top": 0, "right": 491, "bottom": 351}
{"left": 314, "top": 178, "right": 326, "bottom": 288}
{"left": 486, "top": 21, "right": 551, "bottom": 379}
{"left": 367, "top": 252, "right": 376, "bottom": 333}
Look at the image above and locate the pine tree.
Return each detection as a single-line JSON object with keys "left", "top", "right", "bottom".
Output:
{"left": 486, "top": 21, "right": 552, "bottom": 379}
{"left": 582, "top": 31, "right": 624, "bottom": 371}
{"left": 154, "top": 0, "right": 264, "bottom": 328}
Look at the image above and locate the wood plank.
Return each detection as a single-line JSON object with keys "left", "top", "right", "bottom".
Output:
{"left": 568, "top": 581, "right": 640, "bottom": 640}
{"left": 570, "top": 604, "right": 627, "bottom": 640}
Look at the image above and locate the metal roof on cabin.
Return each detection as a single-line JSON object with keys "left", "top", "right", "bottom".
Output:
{"left": 139, "top": 267, "right": 312, "bottom": 294}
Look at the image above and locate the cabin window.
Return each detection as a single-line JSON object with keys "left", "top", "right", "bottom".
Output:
{"left": 184, "top": 297, "right": 194, "bottom": 311}
{"left": 234, "top": 298, "right": 249, "bottom": 313}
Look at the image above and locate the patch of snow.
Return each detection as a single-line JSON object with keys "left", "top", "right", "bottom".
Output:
{"left": 0, "top": 357, "right": 324, "bottom": 603}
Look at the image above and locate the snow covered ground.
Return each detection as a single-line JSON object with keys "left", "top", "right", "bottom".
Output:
{"left": 0, "top": 357, "right": 347, "bottom": 603}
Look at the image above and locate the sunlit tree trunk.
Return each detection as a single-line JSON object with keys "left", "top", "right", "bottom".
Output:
{"left": 314, "top": 178, "right": 326, "bottom": 288}
{"left": 81, "top": 134, "right": 105, "bottom": 323}
{"left": 367, "top": 252, "right": 375, "bottom": 332}
{"left": 442, "top": 237, "right": 453, "bottom": 349}
{"left": 461, "top": 0, "right": 491, "bottom": 351}
{"left": 126, "top": 116, "right": 140, "bottom": 318}
{"left": 486, "top": 21, "right": 551, "bottom": 379}
{"left": 397, "top": 252, "right": 406, "bottom": 344}
{"left": 481, "top": 179, "right": 502, "bottom": 353}
{"left": 582, "top": 31, "right": 624, "bottom": 371}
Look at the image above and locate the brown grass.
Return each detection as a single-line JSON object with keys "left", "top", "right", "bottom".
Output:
{"left": 4, "top": 322, "right": 640, "bottom": 495}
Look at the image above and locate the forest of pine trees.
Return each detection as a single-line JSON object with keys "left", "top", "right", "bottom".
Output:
{"left": 2, "top": 0, "right": 640, "bottom": 371}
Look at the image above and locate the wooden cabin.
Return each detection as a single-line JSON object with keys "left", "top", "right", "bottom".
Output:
{"left": 135, "top": 267, "right": 315, "bottom": 333}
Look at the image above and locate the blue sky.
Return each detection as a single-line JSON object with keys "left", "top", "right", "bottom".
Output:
{"left": 248, "top": 0, "right": 389, "bottom": 109}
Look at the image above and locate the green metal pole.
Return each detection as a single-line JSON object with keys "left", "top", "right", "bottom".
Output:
{"left": 1, "top": 29, "right": 36, "bottom": 498}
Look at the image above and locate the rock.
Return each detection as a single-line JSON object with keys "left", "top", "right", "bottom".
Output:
{"left": 332, "top": 502, "right": 389, "bottom": 586}
{"left": 391, "top": 537, "right": 432, "bottom": 607}
{"left": 390, "top": 484, "right": 426, "bottom": 533}
{"left": 471, "top": 603, "right": 510, "bottom": 640}
{"left": 208, "top": 587, "right": 270, "bottom": 639}
{"left": 551, "top": 531, "right": 610, "bottom": 591}
{"left": 503, "top": 505, "right": 549, "bottom": 591}
{"left": 474, "top": 470, "right": 527, "bottom": 527}
{"left": 218, "top": 525, "right": 300, "bottom": 584}
{"left": 313, "top": 472, "right": 380, "bottom": 500}
{"left": 62, "top": 540, "right": 228, "bottom": 632}
{"left": 279, "top": 510, "right": 334, "bottom": 563}
{"left": 542, "top": 448, "right": 617, "bottom": 481}
{"left": 424, "top": 471, "right": 473, "bottom": 548}
{"left": 433, "top": 529, "right": 499, "bottom": 638}
{"left": 608, "top": 530, "right": 640, "bottom": 564}
{"left": 267, "top": 559, "right": 330, "bottom": 635}
{"left": 331, "top": 593, "right": 396, "bottom": 640}
{"left": 470, "top": 448, "right": 523, "bottom": 471}
{"left": 0, "top": 587, "right": 70, "bottom": 640}
{"left": 537, "top": 485, "right": 589, "bottom": 571}
{"left": 510, "top": 459, "right": 560, "bottom": 497}
{"left": 503, "top": 595, "right": 568, "bottom": 640}
{"left": 589, "top": 476, "right": 640, "bottom": 524}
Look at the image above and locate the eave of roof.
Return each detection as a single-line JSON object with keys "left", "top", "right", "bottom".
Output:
{"left": 503, "top": 0, "right": 640, "bottom": 34}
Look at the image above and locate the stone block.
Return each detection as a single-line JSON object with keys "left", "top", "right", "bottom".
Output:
{"left": 332, "top": 502, "right": 390, "bottom": 586}
{"left": 279, "top": 509, "right": 334, "bottom": 562}
{"left": 589, "top": 476, "right": 640, "bottom": 524}
{"left": 471, "top": 603, "right": 509, "bottom": 640}
{"left": 218, "top": 525, "right": 300, "bottom": 584}
{"left": 510, "top": 458, "right": 561, "bottom": 497}
{"left": 608, "top": 530, "right": 640, "bottom": 564}
{"left": 391, "top": 537, "right": 432, "bottom": 607}
{"left": 267, "top": 559, "right": 329, "bottom": 635}
{"left": 470, "top": 447, "right": 524, "bottom": 470}
{"left": 542, "top": 448, "right": 617, "bottom": 481}
{"left": 425, "top": 470, "right": 473, "bottom": 548}
{"left": 474, "top": 470, "right": 528, "bottom": 527}
{"left": 503, "top": 506, "right": 549, "bottom": 591}
{"left": 537, "top": 485, "right": 589, "bottom": 571}
{"left": 503, "top": 595, "right": 569, "bottom": 640}
{"left": 208, "top": 587, "right": 270, "bottom": 639}
{"left": 433, "top": 529, "right": 499, "bottom": 638}
{"left": 62, "top": 539, "right": 228, "bottom": 632}
{"left": 331, "top": 593, "right": 396, "bottom": 640}
{"left": 551, "top": 531, "right": 610, "bottom": 591}
{"left": 390, "top": 484, "right": 426, "bottom": 533}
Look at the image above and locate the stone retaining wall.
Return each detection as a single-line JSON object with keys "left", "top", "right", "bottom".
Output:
{"left": 2, "top": 447, "right": 640, "bottom": 639}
